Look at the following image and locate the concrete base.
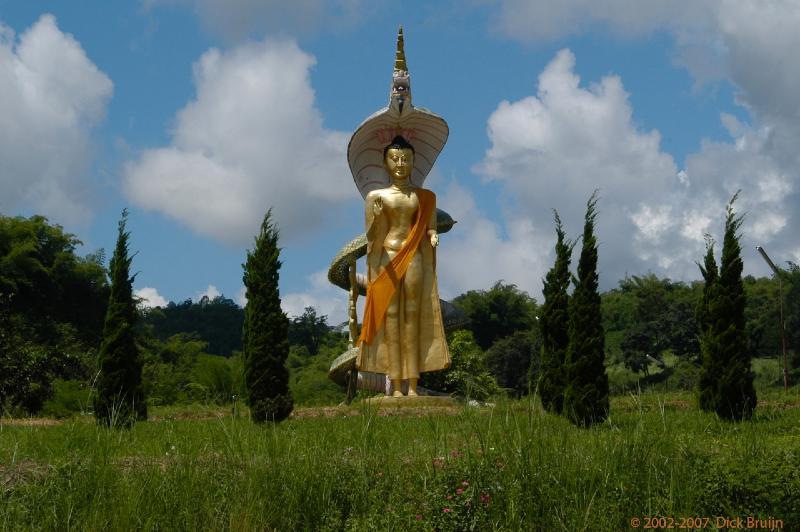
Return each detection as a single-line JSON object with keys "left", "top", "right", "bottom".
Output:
{"left": 363, "top": 395, "right": 456, "bottom": 408}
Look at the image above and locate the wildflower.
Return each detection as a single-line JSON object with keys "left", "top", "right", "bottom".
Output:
{"left": 443, "top": 508, "right": 452, "bottom": 514}
{"left": 456, "top": 488, "right": 464, "bottom": 495}
{"left": 450, "top": 449, "right": 462, "bottom": 458}
{"left": 480, "top": 493, "right": 491, "bottom": 506}
{"left": 432, "top": 457, "right": 445, "bottom": 469}
{"left": 446, "top": 495, "right": 453, "bottom": 500}
{"left": 415, "top": 515, "right": 423, "bottom": 521}
{"left": 461, "top": 480, "right": 469, "bottom": 487}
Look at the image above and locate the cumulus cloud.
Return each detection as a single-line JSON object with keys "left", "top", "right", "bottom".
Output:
{"left": 491, "top": 0, "right": 714, "bottom": 43}
{"left": 123, "top": 39, "right": 354, "bottom": 245}
{"left": 282, "top": 270, "right": 350, "bottom": 325}
{"left": 0, "top": 14, "right": 112, "bottom": 225}
{"left": 135, "top": 286, "right": 169, "bottom": 308}
{"left": 144, "top": 0, "right": 367, "bottom": 41}
{"left": 487, "top": 2, "right": 800, "bottom": 279}
{"left": 477, "top": 49, "right": 692, "bottom": 287}
{"left": 235, "top": 285, "right": 247, "bottom": 307}
{"left": 195, "top": 284, "right": 222, "bottom": 301}
{"left": 435, "top": 181, "right": 550, "bottom": 301}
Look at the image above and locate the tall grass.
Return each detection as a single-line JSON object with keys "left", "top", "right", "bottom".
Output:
{"left": 1, "top": 389, "right": 798, "bottom": 530}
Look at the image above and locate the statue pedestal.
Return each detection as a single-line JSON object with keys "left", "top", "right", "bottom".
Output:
{"left": 364, "top": 395, "right": 456, "bottom": 409}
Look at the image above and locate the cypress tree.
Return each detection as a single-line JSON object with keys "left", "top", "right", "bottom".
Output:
{"left": 538, "top": 210, "right": 574, "bottom": 414}
{"left": 563, "top": 192, "right": 609, "bottom": 426}
{"left": 697, "top": 236, "right": 719, "bottom": 413}
{"left": 242, "top": 209, "right": 293, "bottom": 422}
{"left": 94, "top": 209, "right": 146, "bottom": 427}
{"left": 701, "top": 193, "right": 756, "bottom": 420}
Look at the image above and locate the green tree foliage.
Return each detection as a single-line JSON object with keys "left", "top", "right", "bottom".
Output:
{"left": 142, "top": 295, "right": 244, "bottom": 356}
{"left": 420, "top": 330, "right": 500, "bottom": 401}
{"left": 94, "top": 210, "right": 147, "bottom": 427}
{"left": 485, "top": 331, "right": 538, "bottom": 398}
{"left": 699, "top": 194, "right": 756, "bottom": 420}
{"left": 242, "top": 210, "right": 293, "bottom": 422}
{"left": 742, "top": 275, "right": 783, "bottom": 359}
{"left": 0, "top": 215, "right": 108, "bottom": 341}
{"left": 618, "top": 274, "right": 699, "bottom": 374}
{"left": 786, "top": 263, "right": 800, "bottom": 380}
{"left": 288, "top": 307, "right": 329, "bottom": 357}
{"left": 139, "top": 332, "right": 207, "bottom": 405}
{"left": 0, "top": 214, "right": 108, "bottom": 414}
{"left": 563, "top": 193, "right": 609, "bottom": 427}
{"left": 538, "top": 210, "right": 573, "bottom": 413}
{"left": 452, "top": 281, "right": 537, "bottom": 351}
{"left": 697, "top": 238, "right": 719, "bottom": 412}
{"left": 289, "top": 330, "right": 349, "bottom": 406}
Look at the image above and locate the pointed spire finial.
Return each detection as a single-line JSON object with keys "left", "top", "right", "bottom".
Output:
{"left": 394, "top": 26, "right": 407, "bottom": 73}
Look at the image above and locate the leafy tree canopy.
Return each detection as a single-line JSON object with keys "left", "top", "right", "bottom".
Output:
{"left": 453, "top": 281, "right": 537, "bottom": 351}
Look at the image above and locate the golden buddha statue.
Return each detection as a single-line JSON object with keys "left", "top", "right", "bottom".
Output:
{"left": 345, "top": 27, "right": 451, "bottom": 397}
{"left": 357, "top": 135, "right": 449, "bottom": 396}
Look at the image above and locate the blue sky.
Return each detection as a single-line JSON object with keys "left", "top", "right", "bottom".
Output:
{"left": 2, "top": 1, "right": 798, "bottom": 325}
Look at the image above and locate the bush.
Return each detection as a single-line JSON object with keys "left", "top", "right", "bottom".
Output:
{"left": 41, "top": 379, "right": 91, "bottom": 418}
{"left": 420, "top": 330, "right": 500, "bottom": 401}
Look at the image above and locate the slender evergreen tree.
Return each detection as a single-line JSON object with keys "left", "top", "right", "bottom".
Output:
{"left": 700, "top": 193, "right": 756, "bottom": 420}
{"left": 242, "top": 209, "right": 293, "bottom": 422}
{"left": 697, "top": 235, "right": 719, "bottom": 413}
{"left": 538, "top": 210, "right": 574, "bottom": 413}
{"left": 563, "top": 192, "right": 609, "bottom": 426}
{"left": 94, "top": 209, "right": 146, "bottom": 427}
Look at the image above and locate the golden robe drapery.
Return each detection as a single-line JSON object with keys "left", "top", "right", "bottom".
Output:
{"left": 356, "top": 188, "right": 450, "bottom": 379}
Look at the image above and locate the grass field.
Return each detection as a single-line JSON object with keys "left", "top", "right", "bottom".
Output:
{"left": 2, "top": 389, "right": 799, "bottom": 531}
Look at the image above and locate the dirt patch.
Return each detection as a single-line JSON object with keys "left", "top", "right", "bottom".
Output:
{"left": 0, "top": 418, "right": 63, "bottom": 427}
{"left": 0, "top": 459, "right": 46, "bottom": 492}
{"left": 150, "top": 410, "right": 228, "bottom": 422}
{"left": 290, "top": 404, "right": 466, "bottom": 418}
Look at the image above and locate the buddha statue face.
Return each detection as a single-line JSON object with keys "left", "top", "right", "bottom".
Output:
{"left": 384, "top": 147, "right": 414, "bottom": 181}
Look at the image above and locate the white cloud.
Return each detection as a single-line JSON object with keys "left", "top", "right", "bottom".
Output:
{"left": 144, "top": 0, "right": 367, "bottom": 41}
{"left": 195, "top": 284, "right": 221, "bottom": 301}
{"left": 477, "top": 49, "right": 690, "bottom": 287}
{"left": 235, "top": 285, "right": 247, "bottom": 307}
{"left": 436, "top": 181, "right": 550, "bottom": 301}
{"left": 123, "top": 39, "right": 354, "bottom": 245}
{"left": 491, "top": 0, "right": 714, "bottom": 43}
{"left": 0, "top": 14, "right": 112, "bottom": 225}
{"left": 282, "top": 270, "right": 350, "bottom": 325}
{"left": 488, "top": 3, "right": 800, "bottom": 280}
{"left": 135, "top": 286, "right": 169, "bottom": 308}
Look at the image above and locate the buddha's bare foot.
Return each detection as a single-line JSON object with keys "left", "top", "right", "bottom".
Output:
{"left": 392, "top": 390, "right": 404, "bottom": 397}
{"left": 407, "top": 389, "right": 418, "bottom": 397}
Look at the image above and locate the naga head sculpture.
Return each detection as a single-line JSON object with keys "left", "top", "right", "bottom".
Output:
{"left": 390, "top": 26, "right": 412, "bottom": 117}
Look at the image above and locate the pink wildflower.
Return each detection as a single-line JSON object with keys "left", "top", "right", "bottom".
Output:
{"left": 480, "top": 493, "right": 491, "bottom": 506}
{"left": 461, "top": 480, "right": 469, "bottom": 487}
{"left": 415, "top": 515, "right": 423, "bottom": 521}
{"left": 456, "top": 488, "right": 464, "bottom": 495}
{"left": 446, "top": 495, "right": 453, "bottom": 500}
{"left": 443, "top": 508, "right": 452, "bottom": 514}
{"left": 450, "top": 449, "right": 462, "bottom": 458}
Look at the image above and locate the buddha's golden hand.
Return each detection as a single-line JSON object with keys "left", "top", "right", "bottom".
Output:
{"left": 372, "top": 196, "right": 383, "bottom": 217}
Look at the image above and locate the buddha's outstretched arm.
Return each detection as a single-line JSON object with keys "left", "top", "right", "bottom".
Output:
{"left": 426, "top": 194, "right": 438, "bottom": 247}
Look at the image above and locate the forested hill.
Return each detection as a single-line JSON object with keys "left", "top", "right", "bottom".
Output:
{"left": 141, "top": 297, "right": 244, "bottom": 356}
{"left": 2, "top": 213, "right": 799, "bottom": 416}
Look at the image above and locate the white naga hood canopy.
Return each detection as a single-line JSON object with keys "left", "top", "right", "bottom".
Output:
{"left": 347, "top": 27, "right": 449, "bottom": 199}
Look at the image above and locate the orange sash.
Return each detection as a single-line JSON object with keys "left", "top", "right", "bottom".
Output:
{"left": 358, "top": 189, "right": 435, "bottom": 346}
